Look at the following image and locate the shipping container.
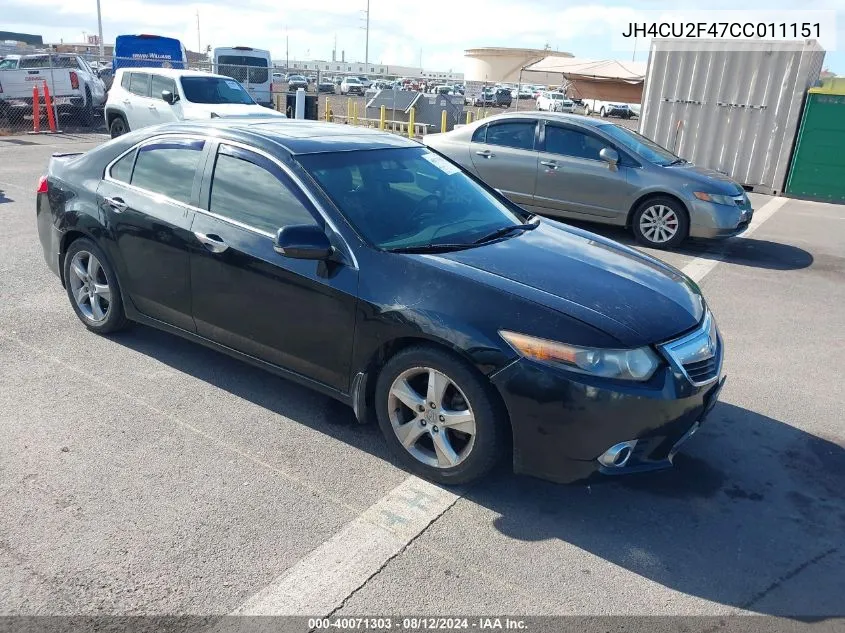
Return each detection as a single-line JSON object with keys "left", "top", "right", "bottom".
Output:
{"left": 639, "top": 39, "right": 825, "bottom": 194}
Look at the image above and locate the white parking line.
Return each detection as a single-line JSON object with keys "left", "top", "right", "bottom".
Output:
{"left": 680, "top": 196, "right": 788, "bottom": 283}
{"left": 228, "top": 194, "right": 792, "bottom": 618}
{"left": 230, "top": 477, "right": 461, "bottom": 616}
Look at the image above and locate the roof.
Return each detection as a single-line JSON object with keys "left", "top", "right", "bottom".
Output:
{"left": 172, "top": 118, "right": 420, "bottom": 154}
{"left": 523, "top": 57, "right": 646, "bottom": 83}
{"left": 115, "top": 67, "right": 225, "bottom": 79}
{"left": 365, "top": 90, "right": 421, "bottom": 113}
{"left": 473, "top": 110, "right": 613, "bottom": 128}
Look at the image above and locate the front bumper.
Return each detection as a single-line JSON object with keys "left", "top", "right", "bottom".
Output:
{"left": 490, "top": 357, "right": 724, "bottom": 484}
{"left": 689, "top": 196, "right": 754, "bottom": 239}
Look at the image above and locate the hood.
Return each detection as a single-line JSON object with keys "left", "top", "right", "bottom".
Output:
{"left": 182, "top": 103, "right": 286, "bottom": 119}
{"left": 428, "top": 222, "right": 704, "bottom": 346}
{"left": 668, "top": 163, "right": 743, "bottom": 194}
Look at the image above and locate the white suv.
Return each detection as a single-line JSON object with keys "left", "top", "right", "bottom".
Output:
{"left": 536, "top": 91, "right": 574, "bottom": 113}
{"left": 105, "top": 67, "right": 284, "bottom": 137}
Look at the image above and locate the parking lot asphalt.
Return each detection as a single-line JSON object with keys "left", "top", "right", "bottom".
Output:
{"left": 0, "top": 134, "right": 843, "bottom": 619}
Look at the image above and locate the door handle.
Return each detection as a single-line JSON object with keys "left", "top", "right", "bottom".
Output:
{"left": 148, "top": 104, "right": 157, "bottom": 110}
{"left": 194, "top": 232, "right": 229, "bottom": 254}
{"left": 122, "top": 99, "right": 131, "bottom": 105}
{"left": 540, "top": 160, "right": 559, "bottom": 170}
{"left": 104, "top": 196, "right": 128, "bottom": 212}
{"left": 475, "top": 150, "right": 495, "bottom": 158}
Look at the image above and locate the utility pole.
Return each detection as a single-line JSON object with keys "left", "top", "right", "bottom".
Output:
{"left": 196, "top": 10, "right": 201, "bottom": 57}
{"left": 286, "top": 29, "right": 289, "bottom": 70}
{"left": 364, "top": 0, "right": 370, "bottom": 65}
{"left": 96, "top": 0, "right": 104, "bottom": 60}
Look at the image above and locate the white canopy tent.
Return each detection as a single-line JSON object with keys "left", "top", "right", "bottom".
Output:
{"left": 523, "top": 56, "right": 646, "bottom": 83}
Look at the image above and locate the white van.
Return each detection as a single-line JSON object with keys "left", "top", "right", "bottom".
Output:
{"left": 213, "top": 46, "right": 272, "bottom": 107}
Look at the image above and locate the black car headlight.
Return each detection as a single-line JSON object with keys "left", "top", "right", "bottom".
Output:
{"left": 500, "top": 330, "right": 660, "bottom": 381}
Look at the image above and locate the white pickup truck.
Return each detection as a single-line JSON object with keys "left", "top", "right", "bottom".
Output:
{"left": 0, "top": 53, "right": 106, "bottom": 126}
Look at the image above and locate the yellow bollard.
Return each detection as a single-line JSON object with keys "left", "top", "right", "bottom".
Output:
{"left": 353, "top": 101, "right": 358, "bottom": 126}
{"left": 466, "top": 110, "right": 472, "bottom": 125}
{"left": 379, "top": 105, "right": 386, "bottom": 130}
{"left": 347, "top": 98, "right": 352, "bottom": 123}
{"left": 408, "top": 107, "right": 415, "bottom": 139}
{"left": 441, "top": 110, "right": 447, "bottom": 133}
{"left": 325, "top": 98, "right": 330, "bottom": 122}
{"left": 477, "top": 107, "right": 481, "bottom": 120}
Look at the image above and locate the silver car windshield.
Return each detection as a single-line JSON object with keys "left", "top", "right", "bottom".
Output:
{"left": 598, "top": 124, "right": 679, "bottom": 166}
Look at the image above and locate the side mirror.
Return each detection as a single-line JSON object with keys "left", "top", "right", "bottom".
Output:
{"left": 161, "top": 90, "right": 177, "bottom": 105}
{"left": 599, "top": 147, "right": 619, "bottom": 167}
{"left": 274, "top": 225, "right": 334, "bottom": 260}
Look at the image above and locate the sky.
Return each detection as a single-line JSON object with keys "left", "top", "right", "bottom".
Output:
{"left": 4, "top": 0, "right": 844, "bottom": 75}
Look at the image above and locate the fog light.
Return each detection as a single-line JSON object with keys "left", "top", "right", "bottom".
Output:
{"left": 598, "top": 440, "right": 638, "bottom": 468}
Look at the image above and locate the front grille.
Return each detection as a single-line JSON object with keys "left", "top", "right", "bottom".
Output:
{"left": 658, "top": 310, "right": 722, "bottom": 387}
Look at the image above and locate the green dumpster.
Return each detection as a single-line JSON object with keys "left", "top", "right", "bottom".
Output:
{"left": 786, "top": 80, "right": 845, "bottom": 203}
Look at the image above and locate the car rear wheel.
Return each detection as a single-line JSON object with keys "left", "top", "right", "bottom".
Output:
{"left": 375, "top": 346, "right": 508, "bottom": 485}
{"left": 109, "top": 115, "right": 128, "bottom": 138}
{"left": 632, "top": 197, "right": 689, "bottom": 249}
{"left": 600, "top": 106, "right": 607, "bottom": 118}
{"left": 63, "top": 238, "right": 128, "bottom": 334}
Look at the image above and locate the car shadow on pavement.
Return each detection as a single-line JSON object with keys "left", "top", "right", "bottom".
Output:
{"left": 466, "top": 400, "right": 845, "bottom": 617}
{"left": 112, "top": 326, "right": 843, "bottom": 617}
{"left": 562, "top": 221, "right": 814, "bottom": 271}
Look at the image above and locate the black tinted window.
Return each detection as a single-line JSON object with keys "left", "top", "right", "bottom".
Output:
{"left": 471, "top": 125, "right": 486, "bottom": 143}
{"left": 210, "top": 146, "right": 315, "bottom": 233}
{"left": 110, "top": 150, "right": 136, "bottom": 183}
{"left": 128, "top": 73, "right": 150, "bottom": 97}
{"left": 150, "top": 75, "right": 176, "bottom": 100}
{"left": 485, "top": 122, "right": 535, "bottom": 151}
{"left": 545, "top": 126, "right": 606, "bottom": 161}
{"left": 130, "top": 139, "right": 204, "bottom": 204}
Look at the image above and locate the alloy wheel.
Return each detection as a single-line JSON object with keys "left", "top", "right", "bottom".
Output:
{"left": 639, "top": 204, "right": 679, "bottom": 245}
{"left": 68, "top": 251, "right": 112, "bottom": 322}
{"left": 387, "top": 366, "right": 476, "bottom": 469}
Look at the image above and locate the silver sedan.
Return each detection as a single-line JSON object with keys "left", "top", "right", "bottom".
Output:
{"left": 423, "top": 112, "right": 753, "bottom": 249}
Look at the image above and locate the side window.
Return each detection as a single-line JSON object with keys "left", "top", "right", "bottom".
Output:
{"left": 485, "top": 122, "right": 536, "bottom": 151}
{"left": 130, "top": 139, "right": 204, "bottom": 204}
{"left": 209, "top": 145, "right": 316, "bottom": 233}
{"left": 150, "top": 74, "right": 176, "bottom": 100}
{"left": 128, "top": 72, "right": 150, "bottom": 97}
{"left": 471, "top": 125, "right": 487, "bottom": 144}
{"left": 545, "top": 126, "right": 606, "bottom": 161}
{"left": 120, "top": 72, "right": 131, "bottom": 90}
{"left": 109, "top": 149, "right": 136, "bottom": 183}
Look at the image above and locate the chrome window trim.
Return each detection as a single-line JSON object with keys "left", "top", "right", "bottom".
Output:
{"left": 103, "top": 132, "right": 358, "bottom": 268}
{"left": 658, "top": 310, "right": 722, "bottom": 387}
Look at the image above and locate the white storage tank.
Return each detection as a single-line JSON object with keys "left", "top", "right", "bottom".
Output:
{"left": 639, "top": 39, "right": 825, "bottom": 194}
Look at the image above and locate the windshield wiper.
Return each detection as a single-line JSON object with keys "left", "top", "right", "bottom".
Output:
{"left": 384, "top": 243, "right": 476, "bottom": 254}
{"left": 665, "top": 158, "right": 687, "bottom": 166}
{"left": 472, "top": 221, "right": 538, "bottom": 245}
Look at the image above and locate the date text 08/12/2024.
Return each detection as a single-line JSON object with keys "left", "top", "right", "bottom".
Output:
{"left": 308, "top": 618, "right": 528, "bottom": 630}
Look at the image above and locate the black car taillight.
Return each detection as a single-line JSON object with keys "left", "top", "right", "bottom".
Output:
{"left": 37, "top": 176, "right": 48, "bottom": 194}
{"left": 69, "top": 71, "right": 79, "bottom": 90}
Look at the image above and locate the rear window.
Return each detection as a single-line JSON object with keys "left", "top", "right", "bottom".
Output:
{"left": 130, "top": 139, "right": 204, "bottom": 204}
{"left": 128, "top": 73, "right": 151, "bottom": 97}
{"left": 485, "top": 122, "right": 535, "bottom": 151}
{"left": 216, "top": 55, "right": 268, "bottom": 84}
{"left": 150, "top": 74, "right": 177, "bottom": 100}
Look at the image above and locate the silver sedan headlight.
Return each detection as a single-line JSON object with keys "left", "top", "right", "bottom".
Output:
{"left": 500, "top": 330, "right": 660, "bottom": 381}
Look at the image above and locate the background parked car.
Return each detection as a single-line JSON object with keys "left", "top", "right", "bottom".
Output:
{"left": 423, "top": 111, "right": 753, "bottom": 249}
{"left": 317, "top": 79, "right": 336, "bottom": 93}
{"left": 104, "top": 68, "right": 283, "bottom": 137}
{"left": 536, "top": 92, "right": 574, "bottom": 113}
{"left": 472, "top": 87, "right": 512, "bottom": 108}
{"left": 287, "top": 75, "right": 309, "bottom": 91}
{"left": 340, "top": 77, "right": 364, "bottom": 95}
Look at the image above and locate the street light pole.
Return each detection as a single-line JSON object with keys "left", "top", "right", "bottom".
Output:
{"left": 96, "top": 0, "right": 104, "bottom": 59}
{"left": 364, "top": 0, "right": 370, "bottom": 66}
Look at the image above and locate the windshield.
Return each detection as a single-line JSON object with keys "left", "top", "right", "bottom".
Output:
{"left": 298, "top": 147, "right": 526, "bottom": 250}
{"left": 289, "top": 75, "right": 306, "bottom": 81}
{"left": 345, "top": 78, "right": 361, "bottom": 84}
{"left": 217, "top": 55, "right": 268, "bottom": 83}
{"left": 598, "top": 124, "right": 679, "bottom": 166}
{"left": 180, "top": 76, "right": 255, "bottom": 104}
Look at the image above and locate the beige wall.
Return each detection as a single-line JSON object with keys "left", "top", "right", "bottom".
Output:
{"left": 464, "top": 48, "right": 573, "bottom": 84}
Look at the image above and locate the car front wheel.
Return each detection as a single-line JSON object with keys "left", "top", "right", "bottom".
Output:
{"left": 632, "top": 197, "right": 689, "bottom": 249}
{"left": 375, "top": 346, "right": 508, "bottom": 485}
{"left": 109, "top": 115, "right": 128, "bottom": 138}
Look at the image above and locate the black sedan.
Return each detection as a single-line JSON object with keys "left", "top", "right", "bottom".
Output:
{"left": 36, "top": 120, "right": 724, "bottom": 485}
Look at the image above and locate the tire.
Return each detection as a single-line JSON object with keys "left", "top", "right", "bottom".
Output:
{"left": 631, "top": 196, "right": 689, "bottom": 250}
{"left": 80, "top": 89, "right": 95, "bottom": 127}
{"left": 109, "top": 114, "right": 128, "bottom": 138}
{"left": 375, "top": 345, "right": 508, "bottom": 485}
{"left": 63, "top": 238, "right": 128, "bottom": 334}
{"left": 599, "top": 106, "right": 607, "bottom": 118}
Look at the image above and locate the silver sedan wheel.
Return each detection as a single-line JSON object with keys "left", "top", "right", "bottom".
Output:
{"left": 639, "top": 204, "right": 679, "bottom": 244}
{"left": 387, "top": 367, "right": 476, "bottom": 469}
{"left": 68, "top": 251, "right": 111, "bottom": 323}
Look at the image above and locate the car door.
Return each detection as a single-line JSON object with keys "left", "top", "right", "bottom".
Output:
{"left": 189, "top": 142, "right": 358, "bottom": 392}
{"left": 148, "top": 73, "right": 181, "bottom": 125}
{"left": 97, "top": 136, "right": 207, "bottom": 332}
{"left": 125, "top": 71, "right": 154, "bottom": 128}
{"left": 468, "top": 120, "right": 538, "bottom": 207}
{"left": 534, "top": 121, "right": 638, "bottom": 221}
